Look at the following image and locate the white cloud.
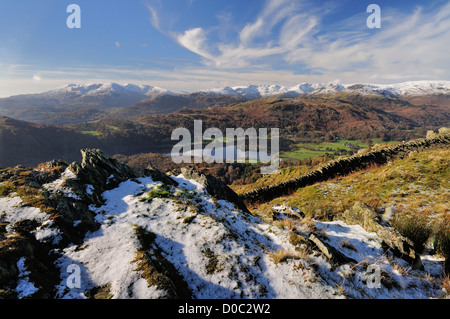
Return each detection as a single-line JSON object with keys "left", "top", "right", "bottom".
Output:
{"left": 176, "top": 28, "right": 215, "bottom": 61}
{"left": 2, "top": 1, "right": 449, "bottom": 97}
{"left": 147, "top": 0, "right": 450, "bottom": 81}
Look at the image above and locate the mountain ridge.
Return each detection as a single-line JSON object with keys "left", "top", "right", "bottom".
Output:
{"left": 2, "top": 80, "right": 449, "bottom": 102}
{"left": 1, "top": 80, "right": 448, "bottom": 126}
{"left": 203, "top": 80, "right": 450, "bottom": 99}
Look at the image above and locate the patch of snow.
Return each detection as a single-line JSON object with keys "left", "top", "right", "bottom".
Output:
{"left": 0, "top": 196, "right": 63, "bottom": 244}
{"left": 314, "top": 220, "right": 445, "bottom": 299}
{"left": 34, "top": 220, "right": 62, "bottom": 244}
{"left": 171, "top": 174, "right": 205, "bottom": 193}
{"left": 106, "top": 174, "right": 115, "bottom": 184}
{"left": 43, "top": 167, "right": 80, "bottom": 199}
{"left": 0, "top": 197, "right": 47, "bottom": 224}
{"left": 85, "top": 184, "right": 94, "bottom": 195}
{"left": 16, "top": 258, "right": 39, "bottom": 298}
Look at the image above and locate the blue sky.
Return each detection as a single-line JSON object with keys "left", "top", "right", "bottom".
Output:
{"left": 0, "top": 0, "right": 449, "bottom": 96}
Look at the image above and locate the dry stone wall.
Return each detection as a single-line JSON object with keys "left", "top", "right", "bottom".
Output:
{"left": 240, "top": 134, "right": 450, "bottom": 205}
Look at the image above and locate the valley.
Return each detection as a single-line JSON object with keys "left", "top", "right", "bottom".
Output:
{"left": 0, "top": 81, "right": 449, "bottom": 300}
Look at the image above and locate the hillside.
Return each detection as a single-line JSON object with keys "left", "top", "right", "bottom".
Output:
{"left": 233, "top": 135, "right": 450, "bottom": 276}
{"left": 0, "top": 83, "right": 171, "bottom": 125}
{"left": 138, "top": 94, "right": 448, "bottom": 142}
{"left": 0, "top": 116, "right": 101, "bottom": 167}
{"left": 0, "top": 117, "right": 174, "bottom": 168}
{"left": 1, "top": 81, "right": 449, "bottom": 126}
{"left": 0, "top": 148, "right": 448, "bottom": 299}
{"left": 110, "top": 92, "right": 246, "bottom": 121}
{"left": 238, "top": 132, "right": 450, "bottom": 204}
{"left": 1, "top": 89, "right": 448, "bottom": 169}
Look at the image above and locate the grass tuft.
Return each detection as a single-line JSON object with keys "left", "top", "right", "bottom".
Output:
{"left": 392, "top": 212, "right": 433, "bottom": 253}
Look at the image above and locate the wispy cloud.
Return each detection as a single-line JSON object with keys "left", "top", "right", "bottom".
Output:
{"left": 147, "top": 0, "right": 450, "bottom": 81}
{"left": 146, "top": 3, "right": 162, "bottom": 32}
{"left": 176, "top": 28, "right": 215, "bottom": 61}
{"left": 171, "top": 0, "right": 314, "bottom": 68}
{"left": 2, "top": 1, "right": 449, "bottom": 97}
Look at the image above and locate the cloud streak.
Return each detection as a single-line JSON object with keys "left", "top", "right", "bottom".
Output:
{"left": 2, "top": 1, "right": 449, "bottom": 97}
{"left": 147, "top": 0, "right": 450, "bottom": 81}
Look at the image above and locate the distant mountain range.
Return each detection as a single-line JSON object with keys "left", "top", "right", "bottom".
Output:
{"left": 0, "top": 83, "right": 171, "bottom": 110}
{"left": 3, "top": 80, "right": 450, "bottom": 103}
{"left": 0, "top": 81, "right": 449, "bottom": 125}
{"left": 203, "top": 81, "right": 450, "bottom": 99}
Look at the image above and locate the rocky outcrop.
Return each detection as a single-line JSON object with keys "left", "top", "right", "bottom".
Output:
{"left": 69, "top": 149, "right": 140, "bottom": 192}
{"left": 342, "top": 202, "right": 422, "bottom": 269}
{"left": 181, "top": 167, "right": 249, "bottom": 213}
{"left": 67, "top": 149, "right": 177, "bottom": 206}
{"left": 240, "top": 134, "right": 450, "bottom": 204}
{"left": 0, "top": 149, "right": 182, "bottom": 298}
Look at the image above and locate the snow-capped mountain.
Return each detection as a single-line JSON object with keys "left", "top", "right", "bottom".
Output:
{"left": 1, "top": 80, "right": 448, "bottom": 125}
{"left": 0, "top": 83, "right": 173, "bottom": 112}
{"left": 204, "top": 81, "right": 450, "bottom": 99}
{"left": 49, "top": 83, "right": 171, "bottom": 98}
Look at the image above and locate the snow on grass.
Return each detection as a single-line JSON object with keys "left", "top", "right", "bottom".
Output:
{"left": 55, "top": 220, "right": 167, "bottom": 299}
{"left": 43, "top": 167, "right": 80, "bottom": 199}
{"left": 0, "top": 197, "right": 47, "bottom": 223}
{"left": 52, "top": 173, "right": 447, "bottom": 299}
{"left": 54, "top": 174, "right": 341, "bottom": 299}
{"left": 0, "top": 196, "right": 61, "bottom": 244}
{"left": 55, "top": 177, "right": 169, "bottom": 299}
{"left": 313, "top": 221, "right": 445, "bottom": 299}
{"left": 315, "top": 221, "right": 383, "bottom": 263}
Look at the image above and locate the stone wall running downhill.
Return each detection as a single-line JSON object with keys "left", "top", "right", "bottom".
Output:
{"left": 239, "top": 133, "right": 450, "bottom": 205}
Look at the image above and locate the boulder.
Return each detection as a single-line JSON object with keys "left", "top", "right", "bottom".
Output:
{"left": 272, "top": 205, "right": 305, "bottom": 221}
{"left": 308, "top": 233, "right": 357, "bottom": 267}
{"left": 426, "top": 130, "right": 438, "bottom": 139}
{"left": 438, "top": 127, "right": 449, "bottom": 135}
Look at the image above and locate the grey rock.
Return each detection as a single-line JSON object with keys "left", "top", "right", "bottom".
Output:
{"left": 343, "top": 202, "right": 423, "bottom": 269}
{"left": 308, "top": 233, "right": 357, "bottom": 266}
{"left": 181, "top": 167, "right": 249, "bottom": 213}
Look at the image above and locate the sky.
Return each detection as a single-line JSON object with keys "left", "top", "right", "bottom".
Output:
{"left": 0, "top": 0, "right": 449, "bottom": 97}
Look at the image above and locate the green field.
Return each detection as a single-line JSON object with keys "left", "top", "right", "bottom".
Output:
{"left": 80, "top": 130, "right": 102, "bottom": 136}
{"left": 282, "top": 139, "right": 401, "bottom": 160}
{"left": 281, "top": 139, "right": 370, "bottom": 160}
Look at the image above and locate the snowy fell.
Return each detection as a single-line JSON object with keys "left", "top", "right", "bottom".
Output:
{"left": 50, "top": 82, "right": 172, "bottom": 98}
{"left": 0, "top": 82, "right": 173, "bottom": 111}
{"left": 0, "top": 149, "right": 447, "bottom": 299}
{"left": 204, "top": 81, "right": 450, "bottom": 99}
